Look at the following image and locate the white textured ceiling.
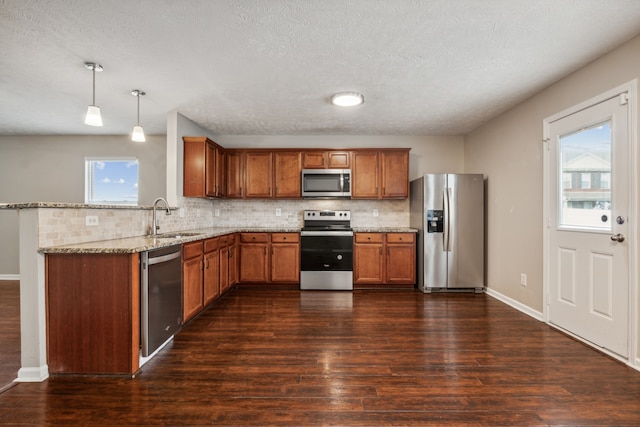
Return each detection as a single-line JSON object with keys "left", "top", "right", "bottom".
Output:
{"left": 2, "top": 0, "right": 640, "bottom": 137}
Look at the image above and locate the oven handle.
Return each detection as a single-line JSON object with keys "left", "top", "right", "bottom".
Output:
{"left": 301, "top": 231, "right": 354, "bottom": 237}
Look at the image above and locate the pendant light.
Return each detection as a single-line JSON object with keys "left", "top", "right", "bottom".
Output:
{"left": 131, "top": 89, "right": 146, "bottom": 142}
{"left": 84, "top": 62, "right": 103, "bottom": 126}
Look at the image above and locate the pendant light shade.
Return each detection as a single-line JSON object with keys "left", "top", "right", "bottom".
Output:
{"left": 131, "top": 90, "right": 146, "bottom": 142}
{"left": 84, "top": 63, "right": 103, "bottom": 126}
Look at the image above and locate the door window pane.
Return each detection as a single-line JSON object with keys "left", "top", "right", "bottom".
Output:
{"left": 559, "top": 121, "right": 611, "bottom": 230}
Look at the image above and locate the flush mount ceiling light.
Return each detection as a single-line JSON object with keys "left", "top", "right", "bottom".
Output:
{"left": 131, "top": 89, "right": 146, "bottom": 142}
{"left": 330, "top": 92, "right": 364, "bottom": 107}
{"left": 84, "top": 62, "right": 103, "bottom": 126}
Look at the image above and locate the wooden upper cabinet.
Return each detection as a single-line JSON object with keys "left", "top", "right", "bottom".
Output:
{"left": 302, "top": 151, "right": 351, "bottom": 169}
{"left": 226, "top": 151, "right": 244, "bottom": 198}
{"left": 302, "top": 151, "right": 326, "bottom": 168}
{"left": 245, "top": 152, "right": 273, "bottom": 198}
{"left": 351, "top": 152, "right": 380, "bottom": 198}
{"left": 328, "top": 151, "right": 350, "bottom": 168}
{"left": 183, "top": 136, "right": 225, "bottom": 198}
{"left": 381, "top": 150, "right": 409, "bottom": 198}
{"left": 274, "top": 152, "right": 301, "bottom": 198}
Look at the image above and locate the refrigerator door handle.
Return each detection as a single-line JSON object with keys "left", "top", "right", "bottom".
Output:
{"left": 443, "top": 187, "right": 451, "bottom": 251}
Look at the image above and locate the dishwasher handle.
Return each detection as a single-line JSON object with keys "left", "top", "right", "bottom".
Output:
{"left": 148, "top": 250, "right": 182, "bottom": 266}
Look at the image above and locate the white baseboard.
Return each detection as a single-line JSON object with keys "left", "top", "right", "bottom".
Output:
{"left": 0, "top": 274, "right": 20, "bottom": 281}
{"left": 16, "top": 365, "right": 49, "bottom": 383}
{"left": 484, "top": 286, "right": 544, "bottom": 322}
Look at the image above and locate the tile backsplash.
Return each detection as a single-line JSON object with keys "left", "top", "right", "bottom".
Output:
{"left": 36, "top": 198, "right": 409, "bottom": 247}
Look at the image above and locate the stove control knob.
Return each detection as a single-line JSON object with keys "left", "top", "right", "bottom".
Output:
{"left": 337, "top": 254, "right": 343, "bottom": 260}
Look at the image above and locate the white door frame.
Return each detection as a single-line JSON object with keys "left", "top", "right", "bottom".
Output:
{"left": 543, "top": 80, "right": 638, "bottom": 369}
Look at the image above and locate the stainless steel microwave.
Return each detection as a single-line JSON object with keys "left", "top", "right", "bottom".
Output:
{"left": 301, "top": 169, "right": 351, "bottom": 198}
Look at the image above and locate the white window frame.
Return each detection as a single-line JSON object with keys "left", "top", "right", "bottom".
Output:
{"left": 85, "top": 157, "right": 139, "bottom": 205}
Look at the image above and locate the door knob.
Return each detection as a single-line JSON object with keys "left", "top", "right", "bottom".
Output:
{"left": 610, "top": 233, "right": 625, "bottom": 242}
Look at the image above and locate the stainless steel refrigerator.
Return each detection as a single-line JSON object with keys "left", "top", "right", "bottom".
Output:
{"left": 410, "top": 174, "right": 485, "bottom": 292}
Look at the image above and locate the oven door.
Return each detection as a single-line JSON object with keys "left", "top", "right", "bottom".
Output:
{"left": 300, "top": 231, "right": 353, "bottom": 271}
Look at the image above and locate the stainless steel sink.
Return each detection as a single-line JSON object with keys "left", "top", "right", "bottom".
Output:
{"left": 153, "top": 232, "right": 202, "bottom": 239}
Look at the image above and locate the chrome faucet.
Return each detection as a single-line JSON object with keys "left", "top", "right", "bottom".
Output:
{"left": 151, "top": 197, "right": 171, "bottom": 236}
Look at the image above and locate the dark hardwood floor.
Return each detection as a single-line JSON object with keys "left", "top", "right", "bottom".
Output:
{"left": 1, "top": 288, "right": 639, "bottom": 426}
{"left": 0, "top": 280, "right": 20, "bottom": 393}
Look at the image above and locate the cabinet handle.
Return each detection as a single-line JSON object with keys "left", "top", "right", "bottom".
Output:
{"left": 367, "top": 237, "right": 371, "bottom": 241}
{"left": 283, "top": 237, "right": 287, "bottom": 240}
{"left": 379, "top": 248, "right": 382, "bottom": 256}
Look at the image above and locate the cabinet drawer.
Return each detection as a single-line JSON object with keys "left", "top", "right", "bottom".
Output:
{"left": 203, "top": 237, "right": 219, "bottom": 253}
{"left": 227, "top": 233, "right": 237, "bottom": 245}
{"left": 219, "top": 235, "right": 229, "bottom": 246}
{"left": 271, "top": 233, "right": 299, "bottom": 243}
{"left": 386, "top": 233, "right": 415, "bottom": 244}
{"left": 240, "top": 232, "right": 269, "bottom": 243}
{"left": 183, "top": 241, "right": 204, "bottom": 259}
{"left": 355, "top": 233, "right": 384, "bottom": 243}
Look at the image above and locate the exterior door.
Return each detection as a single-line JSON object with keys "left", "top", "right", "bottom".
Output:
{"left": 545, "top": 92, "right": 630, "bottom": 357}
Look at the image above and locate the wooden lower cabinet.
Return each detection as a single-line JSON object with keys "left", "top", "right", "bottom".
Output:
{"left": 239, "top": 233, "right": 270, "bottom": 282}
{"left": 228, "top": 234, "right": 239, "bottom": 286}
{"left": 354, "top": 232, "right": 416, "bottom": 287}
{"left": 239, "top": 232, "right": 300, "bottom": 284}
{"left": 385, "top": 233, "right": 416, "bottom": 284}
{"left": 353, "top": 233, "right": 384, "bottom": 284}
{"left": 182, "top": 241, "right": 204, "bottom": 322}
{"left": 219, "top": 235, "right": 230, "bottom": 293}
{"left": 271, "top": 233, "right": 300, "bottom": 283}
{"left": 46, "top": 253, "right": 140, "bottom": 375}
{"left": 203, "top": 238, "right": 220, "bottom": 305}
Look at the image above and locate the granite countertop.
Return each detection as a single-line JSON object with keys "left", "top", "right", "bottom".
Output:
{"left": 39, "top": 227, "right": 301, "bottom": 254}
{"left": 0, "top": 202, "right": 176, "bottom": 210}
{"left": 352, "top": 227, "right": 417, "bottom": 233}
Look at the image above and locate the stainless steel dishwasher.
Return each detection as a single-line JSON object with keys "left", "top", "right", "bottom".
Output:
{"left": 141, "top": 244, "right": 183, "bottom": 357}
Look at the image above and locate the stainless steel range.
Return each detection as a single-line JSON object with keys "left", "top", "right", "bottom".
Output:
{"left": 300, "top": 210, "right": 354, "bottom": 290}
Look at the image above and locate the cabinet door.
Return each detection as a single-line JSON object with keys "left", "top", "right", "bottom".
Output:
{"left": 183, "top": 137, "right": 206, "bottom": 197}
{"left": 203, "top": 250, "right": 220, "bottom": 305}
{"left": 183, "top": 255, "right": 203, "bottom": 322}
{"left": 327, "top": 151, "right": 350, "bottom": 168}
{"left": 226, "top": 151, "right": 244, "bottom": 198}
{"left": 228, "top": 237, "right": 238, "bottom": 286}
{"left": 302, "top": 151, "right": 326, "bottom": 168}
{"left": 220, "top": 244, "right": 229, "bottom": 293}
{"left": 353, "top": 233, "right": 384, "bottom": 284}
{"left": 245, "top": 152, "right": 273, "bottom": 198}
{"left": 381, "top": 151, "right": 409, "bottom": 198}
{"left": 386, "top": 244, "right": 416, "bottom": 284}
{"left": 239, "top": 233, "right": 269, "bottom": 282}
{"left": 271, "top": 233, "right": 300, "bottom": 283}
{"left": 205, "top": 142, "right": 217, "bottom": 197}
{"left": 352, "top": 152, "right": 380, "bottom": 198}
{"left": 214, "top": 146, "right": 226, "bottom": 198}
{"left": 274, "top": 152, "right": 301, "bottom": 198}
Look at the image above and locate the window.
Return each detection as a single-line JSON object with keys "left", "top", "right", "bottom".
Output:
{"left": 85, "top": 158, "right": 139, "bottom": 205}
{"left": 600, "top": 172, "right": 610, "bottom": 189}
{"left": 563, "top": 172, "right": 572, "bottom": 189}
{"left": 580, "top": 172, "right": 591, "bottom": 189}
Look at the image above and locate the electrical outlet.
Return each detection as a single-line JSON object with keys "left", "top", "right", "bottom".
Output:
{"left": 85, "top": 215, "right": 99, "bottom": 226}
{"left": 520, "top": 273, "right": 527, "bottom": 286}
{"left": 214, "top": 209, "right": 220, "bottom": 217}
{"left": 275, "top": 208, "right": 282, "bottom": 217}
{"left": 179, "top": 208, "right": 185, "bottom": 218}
{"left": 373, "top": 209, "right": 379, "bottom": 217}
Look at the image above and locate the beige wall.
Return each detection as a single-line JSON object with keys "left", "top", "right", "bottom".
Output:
{"left": 0, "top": 135, "right": 167, "bottom": 274}
{"left": 464, "top": 34, "right": 640, "bottom": 357}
